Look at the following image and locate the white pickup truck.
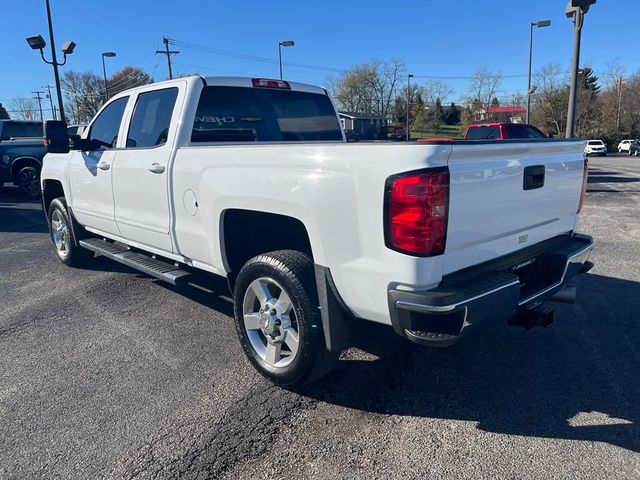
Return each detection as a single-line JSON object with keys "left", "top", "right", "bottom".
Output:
{"left": 41, "top": 76, "right": 593, "bottom": 386}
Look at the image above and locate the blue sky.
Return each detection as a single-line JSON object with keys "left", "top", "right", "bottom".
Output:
{"left": 1, "top": 0, "right": 637, "bottom": 115}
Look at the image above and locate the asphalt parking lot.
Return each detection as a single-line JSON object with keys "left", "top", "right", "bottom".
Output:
{"left": 1, "top": 153, "right": 639, "bottom": 479}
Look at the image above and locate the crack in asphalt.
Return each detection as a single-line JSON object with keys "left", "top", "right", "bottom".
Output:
{"left": 103, "top": 329, "right": 420, "bottom": 480}
{"left": 105, "top": 382, "right": 319, "bottom": 479}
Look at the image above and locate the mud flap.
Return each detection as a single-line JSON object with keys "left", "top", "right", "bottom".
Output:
{"left": 314, "top": 265, "right": 351, "bottom": 353}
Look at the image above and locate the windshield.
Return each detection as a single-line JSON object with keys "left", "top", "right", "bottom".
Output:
{"left": 588, "top": 141, "right": 604, "bottom": 145}
{"left": 192, "top": 86, "right": 343, "bottom": 143}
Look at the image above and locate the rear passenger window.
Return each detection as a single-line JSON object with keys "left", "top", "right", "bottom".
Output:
{"left": 126, "top": 88, "right": 178, "bottom": 148}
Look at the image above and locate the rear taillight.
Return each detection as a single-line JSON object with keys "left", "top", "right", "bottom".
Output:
{"left": 578, "top": 156, "right": 588, "bottom": 213}
{"left": 385, "top": 168, "right": 449, "bottom": 256}
{"left": 252, "top": 78, "right": 291, "bottom": 89}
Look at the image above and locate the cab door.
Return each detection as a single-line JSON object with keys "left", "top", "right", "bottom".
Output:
{"left": 111, "top": 85, "right": 182, "bottom": 252}
{"left": 68, "top": 96, "right": 129, "bottom": 235}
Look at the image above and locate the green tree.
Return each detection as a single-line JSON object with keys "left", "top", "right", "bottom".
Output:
{"left": 0, "top": 103, "right": 9, "bottom": 119}
{"left": 445, "top": 102, "right": 460, "bottom": 125}
{"left": 579, "top": 67, "right": 601, "bottom": 94}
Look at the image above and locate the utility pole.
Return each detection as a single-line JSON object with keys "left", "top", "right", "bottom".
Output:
{"left": 43, "top": 85, "right": 57, "bottom": 120}
{"left": 155, "top": 37, "right": 179, "bottom": 79}
{"left": 32, "top": 90, "right": 45, "bottom": 122}
{"left": 406, "top": 74, "right": 413, "bottom": 141}
{"left": 616, "top": 76, "right": 625, "bottom": 133}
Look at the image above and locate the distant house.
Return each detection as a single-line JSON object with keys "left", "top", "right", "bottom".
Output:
{"left": 476, "top": 106, "right": 527, "bottom": 123}
{"left": 338, "top": 112, "right": 388, "bottom": 140}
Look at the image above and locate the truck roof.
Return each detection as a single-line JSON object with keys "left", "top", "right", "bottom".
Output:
{"left": 202, "top": 76, "right": 328, "bottom": 95}
{"left": 123, "top": 75, "right": 328, "bottom": 97}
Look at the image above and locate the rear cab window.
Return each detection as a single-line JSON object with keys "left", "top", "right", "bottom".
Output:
{"left": 191, "top": 86, "right": 343, "bottom": 143}
{"left": 466, "top": 126, "right": 500, "bottom": 140}
{"left": 1, "top": 122, "right": 43, "bottom": 140}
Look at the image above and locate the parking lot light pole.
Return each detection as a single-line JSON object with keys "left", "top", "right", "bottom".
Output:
{"left": 565, "top": 0, "right": 596, "bottom": 138}
{"left": 406, "top": 74, "right": 413, "bottom": 141}
{"left": 25, "top": 0, "right": 76, "bottom": 124}
{"left": 101, "top": 52, "right": 116, "bottom": 101}
{"left": 526, "top": 19, "right": 551, "bottom": 124}
{"left": 278, "top": 40, "right": 294, "bottom": 80}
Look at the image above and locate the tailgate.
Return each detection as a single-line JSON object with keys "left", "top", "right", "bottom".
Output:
{"left": 443, "top": 140, "right": 586, "bottom": 275}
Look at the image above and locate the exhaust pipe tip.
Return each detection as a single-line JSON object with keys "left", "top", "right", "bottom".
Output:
{"left": 549, "top": 286, "right": 577, "bottom": 304}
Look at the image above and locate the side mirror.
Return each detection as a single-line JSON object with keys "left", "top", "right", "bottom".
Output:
{"left": 44, "top": 120, "right": 70, "bottom": 154}
{"left": 69, "top": 135, "right": 100, "bottom": 151}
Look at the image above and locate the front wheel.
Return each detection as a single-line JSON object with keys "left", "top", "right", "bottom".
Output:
{"left": 48, "top": 198, "right": 93, "bottom": 267}
{"left": 233, "top": 250, "right": 338, "bottom": 386}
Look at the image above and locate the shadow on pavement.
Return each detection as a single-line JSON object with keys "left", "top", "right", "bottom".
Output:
{"left": 588, "top": 175, "right": 639, "bottom": 184}
{"left": 0, "top": 186, "right": 48, "bottom": 233}
{"left": 302, "top": 272, "right": 640, "bottom": 453}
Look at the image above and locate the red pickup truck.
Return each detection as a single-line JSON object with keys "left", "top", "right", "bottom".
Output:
{"left": 417, "top": 123, "right": 548, "bottom": 143}
{"left": 464, "top": 122, "right": 548, "bottom": 140}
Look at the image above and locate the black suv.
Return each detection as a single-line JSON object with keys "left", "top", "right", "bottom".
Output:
{"left": 0, "top": 120, "right": 47, "bottom": 198}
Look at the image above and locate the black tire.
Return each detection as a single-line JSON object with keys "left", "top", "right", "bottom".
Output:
{"left": 47, "top": 197, "right": 93, "bottom": 267}
{"left": 233, "top": 250, "right": 338, "bottom": 386}
{"left": 16, "top": 165, "right": 41, "bottom": 198}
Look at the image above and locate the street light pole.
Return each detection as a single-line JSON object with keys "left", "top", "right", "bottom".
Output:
{"left": 278, "top": 40, "right": 295, "bottom": 80}
{"left": 101, "top": 52, "right": 116, "bottom": 101}
{"left": 565, "top": 0, "right": 596, "bottom": 138}
{"left": 406, "top": 74, "right": 413, "bottom": 141}
{"left": 526, "top": 20, "right": 551, "bottom": 124}
{"left": 44, "top": 0, "right": 65, "bottom": 123}
{"left": 27, "top": 1, "right": 76, "bottom": 124}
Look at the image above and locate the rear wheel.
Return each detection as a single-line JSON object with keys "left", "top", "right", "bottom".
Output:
{"left": 48, "top": 198, "right": 93, "bottom": 267}
{"left": 16, "top": 166, "right": 41, "bottom": 198}
{"left": 233, "top": 250, "right": 338, "bottom": 386}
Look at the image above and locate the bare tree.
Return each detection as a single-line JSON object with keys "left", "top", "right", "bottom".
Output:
{"left": 330, "top": 58, "right": 405, "bottom": 118}
{"left": 422, "top": 79, "right": 454, "bottom": 105}
{"left": 108, "top": 67, "right": 153, "bottom": 97}
{"left": 62, "top": 71, "right": 104, "bottom": 124}
{"left": 466, "top": 68, "right": 503, "bottom": 113}
{"left": 9, "top": 97, "right": 37, "bottom": 120}
{"left": 531, "top": 63, "right": 568, "bottom": 135}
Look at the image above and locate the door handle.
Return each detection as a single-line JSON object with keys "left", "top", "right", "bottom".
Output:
{"left": 148, "top": 163, "right": 165, "bottom": 174}
{"left": 97, "top": 162, "right": 110, "bottom": 171}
